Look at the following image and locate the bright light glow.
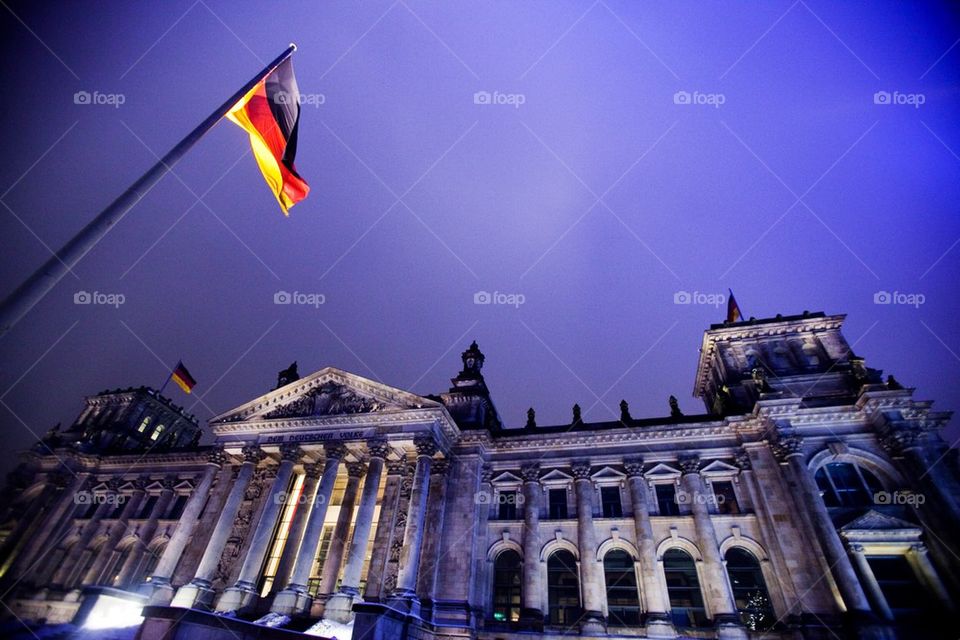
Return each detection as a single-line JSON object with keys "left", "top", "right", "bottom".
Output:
{"left": 83, "top": 594, "right": 144, "bottom": 630}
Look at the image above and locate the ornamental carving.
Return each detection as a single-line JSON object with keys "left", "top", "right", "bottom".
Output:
{"left": 279, "top": 443, "right": 302, "bottom": 462}
{"left": 570, "top": 461, "right": 592, "bottom": 480}
{"left": 206, "top": 447, "right": 228, "bottom": 466}
{"left": 480, "top": 464, "right": 493, "bottom": 484}
{"left": 346, "top": 462, "right": 367, "bottom": 478}
{"left": 367, "top": 439, "right": 390, "bottom": 460}
{"left": 303, "top": 463, "right": 322, "bottom": 480}
{"left": 623, "top": 458, "right": 644, "bottom": 477}
{"left": 678, "top": 455, "right": 701, "bottom": 475}
{"left": 242, "top": 445, "right": 265, "bottom": 464}
{"left": 879, "top": 426, "right": 922, "bottom": 455}
{"left": 414, "top": 436, "right": 438, "bottom": 458}
{"left": 324, "top": 441, "right": 347, "bottom": 461}
{"left": 431, "top": 459, "right": 450, "bottom": 476}
{"left": 263, "top": 382, "right": 386, "bottom": 419}
{"left": 520, "top": 463, "right": 540, "bottom": 482}
{"left": 734, "top": 449, "right": 752, "bottom": 470}
{"left": 774, "top": 435, "right": 805, "bottom": 461}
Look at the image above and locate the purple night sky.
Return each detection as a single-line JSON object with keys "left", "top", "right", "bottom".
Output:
{"left": 1, "top": 1, "right": 959, "bottom": 475}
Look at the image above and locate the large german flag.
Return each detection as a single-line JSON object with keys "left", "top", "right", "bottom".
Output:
{"left": 227, "top": 57, "right": 309, "bottom": 214}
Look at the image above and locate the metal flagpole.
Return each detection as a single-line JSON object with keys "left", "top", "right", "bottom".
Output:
{"left": 0, "top": 44, "right": 298, "bottom": 336}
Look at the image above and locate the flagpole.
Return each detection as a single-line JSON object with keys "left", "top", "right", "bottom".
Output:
{"left": 157, "top": 369, "right": 174, "bottom": 397}
{"left": 0, "top": 44, "right": 298, "bottom": 336}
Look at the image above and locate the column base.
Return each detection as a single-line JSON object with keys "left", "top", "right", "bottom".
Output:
{"left": 170, "top": 578, "right": 217, "bottom": 610}
{"left": 715, "top": 614, "right": 749, "bottom": 640}
{"left": 270, "top": 584, "right": 313, "bottom": 616}
{"left": 430, "top": 599, "right": 473, "bottom": 627}
{"left": 215, "top": 580, "right": 259, "bottom": 613}
{"left": 579, "top": 610, "right": 606, "bottom": 635}
{"left": 138, "top": 577, "right": 175, "bottom": 606}
{"left": 325, "top": 588, "right": 361, "bottom": 623}
{"left": 643, "top": 612, "right": 677, "bottom": 638}
{"left": 386, "top": 588, "right": 421, "bottom": 618}
{"left": 309, "top": 592, "right": 331, "bottom": 619}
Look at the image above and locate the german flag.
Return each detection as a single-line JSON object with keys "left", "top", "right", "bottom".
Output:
{"left": 171, "top": 361, "right": 197, "bottom": 394}
{"left": 726, "top": 289, "right": 744, "bottom": 323}
{"left": 227, "top": 57, "right": 309, "bottom": 214}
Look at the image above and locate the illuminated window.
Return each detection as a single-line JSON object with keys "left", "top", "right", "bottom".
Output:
{"left": 491, "top": 550, "right": 521, "bottom": 622}
{"left": 150, "top": 424, "right": 165, "bottom": 441}
{"left": 137, "top": 416, "right": 151, "bottom": 433}
{"left": 726, "top": 548, "right": 774, "bottom": 630}
{"left": 307, "top": 526, "right": 334, "bottom": 596}
{"left": 259, "top": 473, "right": 305, "bottom": 596}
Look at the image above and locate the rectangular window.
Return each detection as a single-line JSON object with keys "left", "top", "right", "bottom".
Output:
{"left": 600, "top": 486, "right": 623, "bottom": 518}
{"left": 548, "top": 488, "right": 568, "bottom": 519}
{"left": 712, "top": 481, "right": 740, "bottom": 514}
{"left": 656, "top": 484, "right": 680, "bottom": 516}
{"left": 137, "top": 495, "right": 159, "bottom": 519}
{"left": 167, "top": 494, "right": 189, "bottom": 519}
{"left": 498, "top": 490, "right": 519, "bottom": 520}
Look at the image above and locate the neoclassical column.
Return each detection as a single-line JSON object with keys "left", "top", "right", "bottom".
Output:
{"left": 314, "top": 461, "right": 365, "bottom": 603}
{"left": 326, "top": 439, "right": 389, "bottom": 622}
{"left": 171, "top": 445, "right": 264, "bottom": 609}
{"left": 122, "top": 478, "right": 178, "bottom": 590}
{"left": 848, "top": 545, "right": 892, "bottom": 621}
{"left": 364, "top": 460, "right": 406, "bottom": 602}
{"left": 389, "top": 435, "right": 436, "bottom": 613}
{"left": 140, "top": 448, "right": 225, "bottom": 598}
{"left": 84, "top": 477, "right": 148, "bottom": 584}
{"left": 271, "top": 463, "right": 322, "bottom": 593}
{"left": 519, "top": 462, "right": 544, "bottom": 628}
{"left": 907, "top": 543, "right": 954, "bottom": 611}
{"left": 881, "top": 426, "right": 960, "bottom": 531}
{"left": 571, "top": 461, "right": 605, "bottom": 634}
{"left": 54, "top": 477, "right": 122, "bottom": 586}
{"left": 623, "top": 459, "right": 674, "bottom": 638}
{"left": 217, "top": 444, "right": 302, "bottom": 612}
{"left": 677, "top": 455, "right": 741, "bottom": 634}
{"left": 271, "top": 442, "right": 346, "bottom": 615}
{"left": 777, "top": 435, "right": 874, "bottom": 619}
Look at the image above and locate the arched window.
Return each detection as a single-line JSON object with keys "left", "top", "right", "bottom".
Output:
{"left": 547, "top": 550, "right": 581, "bottom": 626}
{"left": 491, "top": 550, "right": 522, "bottom": 623}
{"left": 725, "top": 548, "right": 775, "bottom": 631}
{"left": 138, "top": 542, "right": 166, "bottom": 584}
{"left": 814, "top": 462, "right": 883, "bottom": 508}
{"left": 663, "top": 549, "right": 707, "bottom": 627}
{"left": 604, "top": 549, "right": 640, "bottom": 626}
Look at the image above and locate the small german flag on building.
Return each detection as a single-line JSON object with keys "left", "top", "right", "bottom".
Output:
{"left": 227, "top": 56, "right": 309, "bottom": 214}
{"left": 171, "top": 361, "right": 197, "bottom": 394}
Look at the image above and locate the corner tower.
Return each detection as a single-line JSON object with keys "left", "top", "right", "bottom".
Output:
{"left": 436, "top": 341, "right": 503, "bottom": 430}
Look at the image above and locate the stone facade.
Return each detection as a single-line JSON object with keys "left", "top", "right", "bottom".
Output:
{"left": 0, "top": 312, "right": 956, "bottom": 639}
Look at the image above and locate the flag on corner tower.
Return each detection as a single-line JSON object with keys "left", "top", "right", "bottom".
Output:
{"left": 726, "top": 289, "right": 743, "bottom": 323}
{"left": 227, "top": 57, "right": 309, "bottom": 214}
{"left": 171, "top": 361, "right": 197, "bottom": 394}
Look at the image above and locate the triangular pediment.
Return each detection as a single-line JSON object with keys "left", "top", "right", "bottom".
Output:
{"left": 644, "top": 463, "right": 681, "bottom": 478}
{"left": 172, "top": 480, "right": 194, "bottom": 492}
{"left": 90, "top": 482, "right": 111, "bottom": 493}
{"left": 540, "top": 469, "right": 574, "bottom": 484}
{"left": 211, "top": 367, "right": 441, "bottom": 424}
{"left": 591, "top": 466, "right": 627, "bottom": 482}
{"left": 841, "top": 509, "right": 918, "bottom": 532}
{"left": 700, "top": 460, "right": 740, "bottom": 476}
{"left": 491, "top": 471, "right": 523, "bottom": 485}
{"left": 144, "top": 481, "right": 166, "bottom": 493}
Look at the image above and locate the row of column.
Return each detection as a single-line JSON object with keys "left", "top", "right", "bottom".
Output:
{"left": 155, "top": 435, "right": 442, "bottom": 622}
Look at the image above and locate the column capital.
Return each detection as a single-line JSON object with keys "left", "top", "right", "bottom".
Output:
{"left": 520, "top": 462, "right": 540, "bottom": 483}
{"left": 160, "top": 476, "right": 179, "bottom": 491}
{"left": 279, "top": 443, "right": 303, "bottom": 462}
{"left": 774, "top": 435, "right": 805, "bottom": 461}
{"left": 570, "top": 460, "right": 592, "bottom": 480}
{"left": 413, "top": 435, "right": 438, "bottom": 458}
{"left": 387, "top": 460, "right": 409, "bottom": 476}
{"left": 734, "top": 448, "right": 752, "bottom": 470}
{"left": 132, "top": 476, "right": 151, "bottom": 492}
{"left": 623, "top": 458, "right": 644, "bottom": 477}
{"left": 346, "top": 462, "right": 367, "bottom": 478}
{"left": 206, "top": 447, "right": 228, "bottom": 467}
{"left": 367, "top": 438, "right": 390, "bottom": 460}
{"left": 242, "top": 445, "right": 266, "bottom": 464}
{"left": 303, "top": 463, "right": 323, "bottom": 480}
{"left": 849, "top": 543, "right": 866, "bottom": 553}
{"left": 324, "top": 441, "right": 347, "bottom": 461}
{"left": 480, "top": 464, "right": 493, "bottom": 484}
{"left": 431, "top": 459, "right": 450, "bottom": 476}
{"left": 879, "top": 426, "right": 923, "bottom": 456}
{"left": 678, "top": 455, "right": 701, "bottom": 475}
{"left": 106, "top": 477, "right": 124, "bottom": 492}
